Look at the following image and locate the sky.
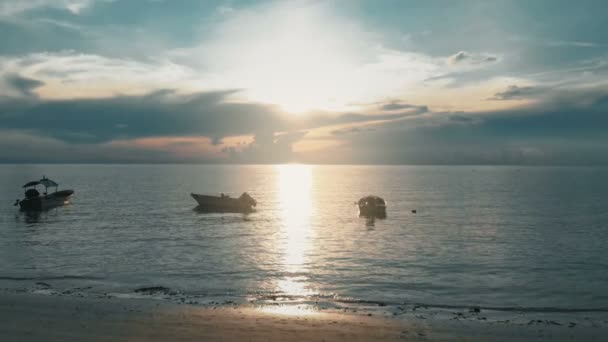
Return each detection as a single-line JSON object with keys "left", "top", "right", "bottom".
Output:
{"left": 1, "top": 0, "right": 607, "bottom": 164}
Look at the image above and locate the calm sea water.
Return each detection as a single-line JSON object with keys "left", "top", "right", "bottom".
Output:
{"left": 1, "top": 164, "right": 607, "bottom": 312}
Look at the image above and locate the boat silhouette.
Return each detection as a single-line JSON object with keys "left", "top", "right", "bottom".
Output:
{"left": 191, "top": 192, "right": 257, "bottom": 213}
{"left": 15, "top": 176, "right": 74, "bottom": 211}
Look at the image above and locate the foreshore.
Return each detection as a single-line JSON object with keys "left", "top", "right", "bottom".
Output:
{"left": 1, "top": 292, "right": 606, "bottom": 341}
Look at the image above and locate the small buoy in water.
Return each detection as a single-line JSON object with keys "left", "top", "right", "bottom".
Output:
{"left": 411, "top": 210, "right": 417, "bottom": 214}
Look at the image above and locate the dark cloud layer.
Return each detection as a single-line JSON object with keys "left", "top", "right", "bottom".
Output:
{"left": 0, "top": 88, "right": 283, "bottom": 143}
{"left": 1, "top": 83, "right": 608, "bottom": 164}
{"left": 2, "top": 81, "right": 608, "bottom": 165}
{"left": 0, "top": 81, "right": 417, "bottom": 145}
{"left": 0, "top": 80, "right": 416, "bottom": 163}
{"left": 313, "top": 86, "right": 608, "bottom": 165}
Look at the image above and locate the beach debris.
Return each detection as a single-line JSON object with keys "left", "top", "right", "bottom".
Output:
{"left": 134, "top": 286, "right": 172, "bottom": 295}
{"left": 527, "top": 319, "right": 550, "bottom": 326}
{"left": 569, "top": 322, "right": 576, "bottom": 328}
{"left": 73, "top": 286, "right": 93, "bottom": 291}
{"left": 411, "top": 210, "right": 417, "bottom": 213}
{"left": 35, "top": 282, "right": 51, "bottom": 288}
{"left": 469, "top": 306, "right": 481, "bottom": 313}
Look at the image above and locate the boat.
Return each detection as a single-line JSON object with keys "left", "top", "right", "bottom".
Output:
{"left": 191, "top": 192, "right": 257, "bottom": 213}
{"left": 358, "top": 195, "right": 387, "bottom": 217}
{"left": 14, "top": 176, "right": 74, "bottom": 211}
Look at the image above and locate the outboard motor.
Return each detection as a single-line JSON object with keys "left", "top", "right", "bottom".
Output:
{"left": 239, "top": 192, "right": 257, "bottom": 207}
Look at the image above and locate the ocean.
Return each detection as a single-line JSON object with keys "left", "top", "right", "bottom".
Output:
{"left": 1, "top": 164, "right": 607, "bottom": 315}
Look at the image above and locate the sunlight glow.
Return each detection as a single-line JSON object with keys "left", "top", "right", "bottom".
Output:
{"left": 199, "top": 2, "right": 439, "bottom": 113}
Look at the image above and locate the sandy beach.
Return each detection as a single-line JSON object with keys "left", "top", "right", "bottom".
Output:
{"left": 1, "top": 292, "right": 606, "bottom": 341}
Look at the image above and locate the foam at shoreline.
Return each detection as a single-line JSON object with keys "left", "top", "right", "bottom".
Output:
{"left": 2, "top": 280, "right": 607, "bottom": 333}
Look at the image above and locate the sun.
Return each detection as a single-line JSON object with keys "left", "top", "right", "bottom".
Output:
{"left": 198, "top": 2, "right": 438, "bottom": 114}
{"left": 221, "top": 24, "right": 360, "bottom": 113}
{"left": 200, "top": 2, "right": 369, "bottom": 113}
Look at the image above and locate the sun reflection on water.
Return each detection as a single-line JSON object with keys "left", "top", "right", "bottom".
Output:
{"left": 257, "top": 304, "right": 319, "bottom": 316}
{"left": 276, "top": 164, "right": 314, "bottom": 298}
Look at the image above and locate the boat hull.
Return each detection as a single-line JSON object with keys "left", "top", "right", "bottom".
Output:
{"left": 18, "top": 190, "right": 74, "bottom": 211}
{"left": 359, "top": 205, "right": 387, "bottom": 218}
{"left": 191, "top": 193, "right": 254, "bottom": 213}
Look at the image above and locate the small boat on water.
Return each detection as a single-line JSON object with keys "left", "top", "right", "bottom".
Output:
{"left": 15, "top": 176, "right": 74, "bottom": 211}
{"left": 191, "top": 192, "right": 257, "bottom": 213}
{"left": 358, "top": 195, "right": 387, "bottom": 217}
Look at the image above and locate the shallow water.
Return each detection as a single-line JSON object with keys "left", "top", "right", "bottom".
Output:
{"left": 1, "top": 164, "right": 607, "bottom": 312}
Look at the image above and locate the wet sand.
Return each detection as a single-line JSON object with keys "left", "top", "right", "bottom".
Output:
{"left": 1, "top": 292, "right": 606, "bottom": 341}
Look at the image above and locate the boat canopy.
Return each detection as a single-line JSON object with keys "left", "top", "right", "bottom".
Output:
{"left": 22, "top": 181, "right": 41, "bottom": 188}
{"left": 22, "top": 177, "right": 59, "bottom": 188}
{"left": 359, "top": 195, "right": 386, "bottom": 205}
{"left": 40, "top": 178, "right": 58, "bottom": 188}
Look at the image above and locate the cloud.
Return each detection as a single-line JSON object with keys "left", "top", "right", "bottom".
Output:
{"left": 492, "top": 85, "right": 550, "bottom": 100}
{"left": 378, "top": 101, "right": 429, "bottom": 114}
{"left": 0, "top": 128, "right": 305, "bottom": 164}
{"left": 448, "top": 51, "right": 470, "bottom": 64}
{"left": 0, "top": 52, "right": 198, "bottom": 99}
{"left": 2, "top": 73, "right": 45, "bottom": 97}
{"left": 448, "top": 51, "right": 498, "bottom": 65}
{"left": 65, "top": 0, "right": 93, "bottom": 14}
{"left": 227, "top": 131, "right": 309, "bottom": 163}
{"left": 546, "top": 40, "right": 601, "bottom": 48}
{"left": 0, "top": 130, "right": 193, "bottom": 163}
{"left": 0, "top": 0, "right": 98, "bottom": 16}
{"left": 306, "top": 111, "right": 417, "bottom": 128}
{"left": 331, "top": 126, "right": 376, "bottom": 136}
{"left": 448, "top": 114, "right": 476, "bottom": 123}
